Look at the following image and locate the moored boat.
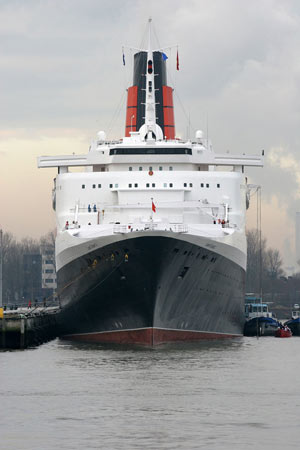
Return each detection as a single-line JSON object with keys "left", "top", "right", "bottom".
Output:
{"left": 275, "top": 326, "right": 292, "bottom": 338}
{"left": 244, "top": 299, "right": 279, "bottom": 336}
{"left": 284, "top": 309, "right": 300, "bottom": 336}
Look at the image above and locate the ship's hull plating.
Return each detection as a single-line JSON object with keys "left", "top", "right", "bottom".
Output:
{"left": 56, "top": 236, "right": 245, "bottom": 344}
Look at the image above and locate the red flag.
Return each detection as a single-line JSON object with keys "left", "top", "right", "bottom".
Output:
{"left": 152, "top": 201, "right": 156, "bottom": 213}
{"left": 176, "top": 49, "right": 179, "bottom": 71}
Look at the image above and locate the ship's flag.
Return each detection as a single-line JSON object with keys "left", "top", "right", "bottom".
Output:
{"left": 176, "top": 49, "right": 179, "bottom": 70}
{"left": 122, "top": 48, "right": 125, "bottom": 66}
{"left": 152, "top": 201, "right": 156, "bottom": 213}
{"left": 162, "top": 52, "right": 168, "bottom": 61}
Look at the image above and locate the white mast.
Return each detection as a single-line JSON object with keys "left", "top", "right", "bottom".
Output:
{"left": 139, "top": 18, "right": 163, "bottom": 141}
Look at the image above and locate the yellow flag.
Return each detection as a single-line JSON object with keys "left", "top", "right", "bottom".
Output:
{"left": 0, "top": 308, "right": 3, "bottom": 319}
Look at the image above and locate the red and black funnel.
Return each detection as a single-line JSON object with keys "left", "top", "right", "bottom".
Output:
{"left": 125, "top": 51, "right": 175, "bottom": 139}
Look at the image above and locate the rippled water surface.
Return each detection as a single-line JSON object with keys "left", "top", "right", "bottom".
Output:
{"left": 1, "top": 337, "right": 299, "bottom": 449}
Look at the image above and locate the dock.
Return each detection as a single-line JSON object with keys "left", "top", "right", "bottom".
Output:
{"left": 0, "top": 306, "right": 60, "bottom": 349}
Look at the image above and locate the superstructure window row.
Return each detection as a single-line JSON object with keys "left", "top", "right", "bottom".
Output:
{"left": 110, "top": 148, "right": 192, "bottom": 155}
{"left": 129, "top": 166, "right": 173, "bottom": 171}
{"left": 183, "top": 183, "right": 220, "bottom": 188}
{"left": 82, "top": 184, "right": 102, "bottom": 189}
{"left": 82, "top": 182, "right": 221, "bottom": 189}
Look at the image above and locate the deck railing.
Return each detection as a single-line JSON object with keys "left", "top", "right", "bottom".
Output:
{"left": 113, "top": 223, "right": 188, "bottom": 234}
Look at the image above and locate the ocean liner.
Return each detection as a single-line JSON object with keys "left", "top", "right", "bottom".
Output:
{"left": 38, "top": 20, "right": 263, "bottom": 344}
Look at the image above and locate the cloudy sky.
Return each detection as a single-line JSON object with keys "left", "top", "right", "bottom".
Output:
{"left": 1, "top": 0, "right": 300, "bottom": 270}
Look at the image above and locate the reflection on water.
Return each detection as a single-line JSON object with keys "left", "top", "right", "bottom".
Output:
{"left": 0, "top": 337, "right": 300, "bottom": 450}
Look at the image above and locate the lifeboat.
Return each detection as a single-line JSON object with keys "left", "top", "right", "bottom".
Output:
{"left": 275, "top": 326, "right": 292, "bottom": 338}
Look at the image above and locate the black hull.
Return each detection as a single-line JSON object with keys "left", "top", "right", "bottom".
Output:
{"left": 56, "top": 236, "right": 245, "bottom": 344}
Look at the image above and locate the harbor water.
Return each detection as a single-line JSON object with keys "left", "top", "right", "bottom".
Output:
{"left": 0, "top": 337, "right": 299, "bottom": 450}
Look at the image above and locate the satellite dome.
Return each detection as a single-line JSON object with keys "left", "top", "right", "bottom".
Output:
{"left": 195, "top": 130, "right": 203, "bottom": 140}
{"left": 97, "top": 130, "right": 106, "bottom": 142}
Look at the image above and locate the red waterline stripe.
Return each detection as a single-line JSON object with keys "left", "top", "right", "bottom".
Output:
{"left": 62, "top": 328, "right": 241, "bottom": 345}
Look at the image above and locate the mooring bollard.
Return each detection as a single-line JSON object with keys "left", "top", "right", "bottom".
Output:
{"left": 20, "top": 317, "right": 25, "bottom": 349}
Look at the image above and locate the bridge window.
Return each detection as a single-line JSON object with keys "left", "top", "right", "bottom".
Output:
{"left": 146, "top": 183, "right": 150, "bottom": 188}
{"left": 129, "top": 184, "right": 132, "bottom": 188}
{"left": 164, "top": 183, "right": 167, "bottom": 188}
{"left": 134, "top": 183, "right": 138, "bottom": 188}
{"left": 184, "top": 183, "right": 187, "bottom": 187}
{"left": 206, "top": 184, "right": 209, "bottom": 188}
{"left": 139, "top": 166, "right": 142, "bottom": 171}
{"left": 92, "top": 184, "right": 96, "bottom": 189}
{"left": 189, "top": 183, "right": 193, "bottom": 187}
{"left": 169, "top": 183, "right": 173, "bottom": 188}
{"left": 129, "top": 167, "right": 132, "bottom": 171}
{"left": 201, "top": 183, "right": 204, "bottom": 188}
{"left": 169, "top": 166, "right": 173, "bottom": 171}
{"left": 149, "top": 166, "right": 153, "bottom": 171}
{"left": 217, "top": 184, "right": 220, "bottom": 188}
{"left": 110, "top": 148, "right": 192, "bottom": 155}
{"left": 159, "top": 166, "right": 163, "bottom": 171}
{"left": 98, "top": 184, "right": 101, "bottom": 188}
{"left": 115, "top": 183, "right": 118, "bottom": 188}
{"left": 152, "top": 183, "right": 155, "bottom": 187}
{"left": 82, "top": 184, "right": 85, "bottom": 189}
{"left": 109, "top": 184, "right": 113, "bottom": 188}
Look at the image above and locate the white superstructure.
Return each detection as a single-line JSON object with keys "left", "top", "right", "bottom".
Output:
{"left": 38, "top": 130, "right": 263, "bottom": 273}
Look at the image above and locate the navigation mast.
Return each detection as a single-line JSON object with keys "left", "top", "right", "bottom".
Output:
{"left": 139, "top": 18, "right": 163, "bottom": 141}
